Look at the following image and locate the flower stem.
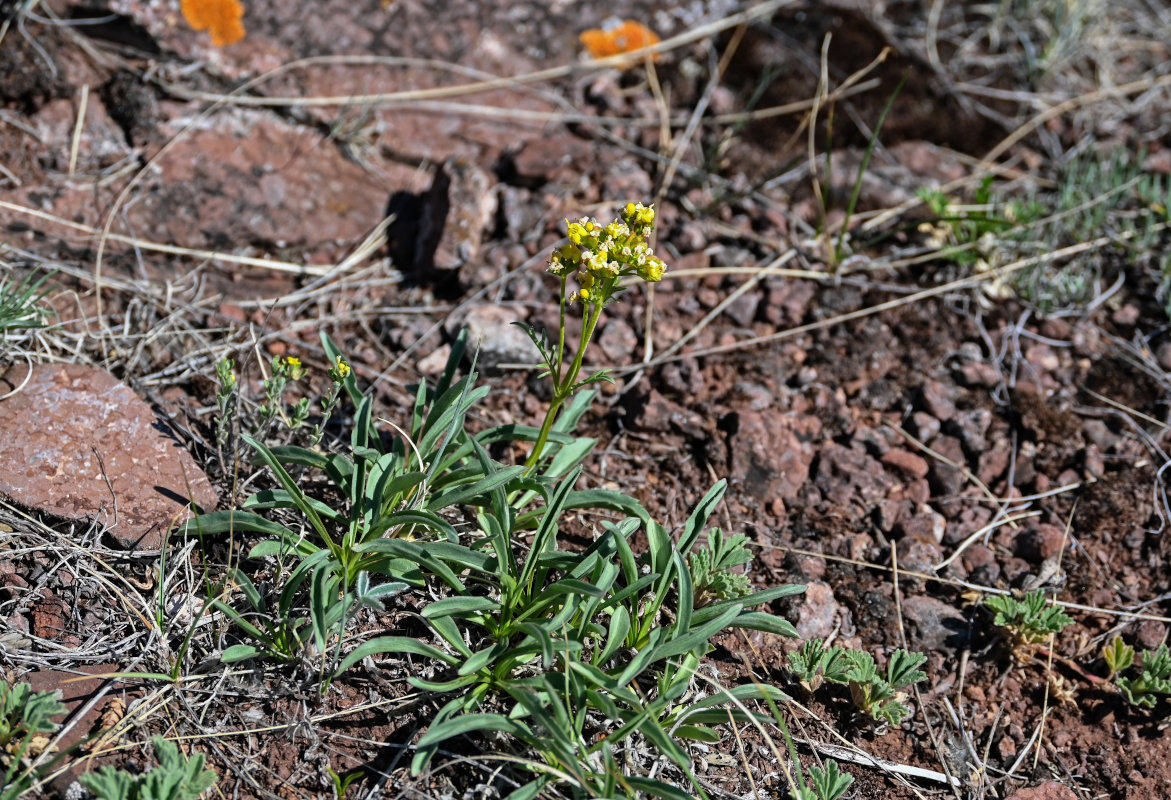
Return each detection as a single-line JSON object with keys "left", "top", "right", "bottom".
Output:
{"left": 525, "top": 300, "right": 603, "bottom": 471}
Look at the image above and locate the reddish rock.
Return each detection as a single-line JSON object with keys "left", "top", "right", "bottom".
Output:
{"left": 902, "top": 594, "right": 968, "bottom": 651}
{"left": 1017, "top": 523, "right": 1067, "bottom": 562}
{"left": 1137, "top": 620, "right": 1167, "bottom": 651}
{"left": 960, "top": 544, "right": 1000, "bottom": 582}
{"left": 896, "top": 510, "right": 947, "bottom": 544}
{"left": 957, "top": 361, "right": 1001, "bottom": 389}
{"left": 0, "top": 364, "right": 217, "bottom": 550}
{"left": 635, "top": 390, "right": 708, "bottom": 439}
{"left": 815, "top": 441, "right": 888, "bottom": 516}
{"left": 919, "top": 378, "right": 956, "bottom": 421}
{"left": 24, "top": 664, "right": 127, "bottom": 793}
{"left": 729, "top": 410, "right": 821, "bottom": 502}
{"left": 795, "top": 581, "right": 847, "bottom": 640}
{"left": 511, "top": 133, "right": 594, "bottom": 183}
{"left": 445, "top": 304, "right": 540, "bottom": 368}
{"left": 978, "top": 446, "right": 1010, "bottom": 486}
{"left": 882, "top": 448, "right": 930, "bottom": 479}
{"left": 1004, "top": 781, "right": 1078, "bottom": 800}
{"left": 910, "top": 410, "right": 940, "bottom": 442}
{"left": 29, "top": 588, "right": 69, "bottom": 641}
{"left": 927, "top": 435, "right": 967, "bottom": 496}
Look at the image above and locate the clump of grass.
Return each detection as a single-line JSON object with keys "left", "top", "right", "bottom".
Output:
{"left": 0, "top": 269, "right": 53, "bottom": 358}
{"left": 917, "top": 148, "right": 1170, "bottom": 315}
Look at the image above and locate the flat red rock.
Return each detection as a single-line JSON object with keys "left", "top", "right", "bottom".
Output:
{"left": 0, "top": 364, "right": 217, "bottom": 550}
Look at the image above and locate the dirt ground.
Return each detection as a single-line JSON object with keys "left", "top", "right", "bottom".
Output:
{"left": 3, "top": 0, "right": 1171, "bottom": 798}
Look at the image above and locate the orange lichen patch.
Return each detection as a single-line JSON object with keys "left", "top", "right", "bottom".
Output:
{"left": 180, "top": 0, "right": 246, "bottom": 47}
{"left": 580, "top": 20, "right": 660, "bottom": 62}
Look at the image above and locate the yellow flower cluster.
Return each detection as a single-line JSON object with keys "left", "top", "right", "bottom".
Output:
{"left": 548, "top": 202, "right": 666, "bottom": 304}
{"left": 329, "top": 356, "right": 351, "bottom": 382}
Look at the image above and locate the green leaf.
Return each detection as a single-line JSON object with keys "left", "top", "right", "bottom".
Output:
{"left": 191, "top": 510, "right": 297, "bottom": 540}
{"left": 727, "top": 611, "right": 798, "bottom": 638}
{"left": 679, "top": 480, "right": 727, "bottom": 556}
{"left": 887, "top": 649, "right": 928, "bottom": 689}
{"left": 424, "top": 465, "right": 526, "bottom": 512}
{"left": 422, "top": 596, "right": 501, "bottom": 620}
{"left": 808, "top": 759, "right": 854, "bottom": 800}
{"left": 672, "top": 724, "right": 721, "bottom": 742}
{"left": 220, "top": 644, "right": 267, "bottom": 662}
{"left": 1105, "top": 637, "right": 1133, "bottom": 674}
{"left": 334, "top": 636, "right": 461, "bottom": 675}
{"left": 414, "top": 713, "right": 533, "bottom": 750}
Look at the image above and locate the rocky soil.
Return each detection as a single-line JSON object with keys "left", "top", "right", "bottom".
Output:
{"left": 2, "top": 1, "right": 1171, "bottom": 799}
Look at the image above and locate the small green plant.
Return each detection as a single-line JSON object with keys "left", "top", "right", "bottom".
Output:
{"left": 202, "top": 202, "right": 813, "bottom": 796}
{"left": 1108, "top": 641, "right": 1171, "bottom": 710}
{"left": 843, "top": 649, "right": 927, "bottom": 727}
{"left": 1102, "top": 636, "right": 1135, "bottom": 680}
{"left": 0, "top": 680, "right": 67, "bottom": 799}
{"left": 0, "top": 270, "right": 52, "bottom": 337}
{"left": 791, "top": 759, "right": 854, "bottom": 800}
{"left": 917, "top": 149, "right": 1171, "bottom": 316}
{"left": 985, "top": 590, "right": 1073, "bottom": 660}
{"left": 0, "top": 681, "right": 64, "bottom": 751}
{"left": 688, "top": 529, "right": 753, "bottom": 607}
{"left": 787, "top": 639, "right": 850, "bottom": 693}
{"left": 258, "top": 355, "right": 310, "bottom": 429}
{"left": 214, "top": 356, "right": 236, "bottom": 446}
{"left": 79, "top": 736, "right": 216, "bottom": 800}
{"left": 787, "top": 641, "right": 926, "bottom": 726}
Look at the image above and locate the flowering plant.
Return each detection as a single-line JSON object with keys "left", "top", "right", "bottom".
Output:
{"left": 520, "top": 202, "right": 665, "bottom": 468}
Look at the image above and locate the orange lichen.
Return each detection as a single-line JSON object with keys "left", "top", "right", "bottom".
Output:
{"left": 180, "top": 0, "right": 246, "bottom": 47}
{"left": 580, "top": 20, "right": 660, "bottom": 62}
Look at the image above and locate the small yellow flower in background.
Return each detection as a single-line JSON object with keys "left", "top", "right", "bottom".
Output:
{"left": 330, "top": 356, "right": 351, "bottom": 382}
{"left": 284, "top": 356, "right": 306, "bottom": 380}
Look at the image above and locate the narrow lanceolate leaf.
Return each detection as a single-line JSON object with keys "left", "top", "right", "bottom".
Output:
{"left": 333, "top": 636, "right": 460, "bottom": 675}
{"left": 191, "top": 510, "right": 296, "bottom": 539}
{"left": 727, "top": 611, "right": 799, "bottom": 638}
{"left": 414, "top": 713, "right": 533, "bottom": 749}
{"left": 424, "top": 465, "right": 527, "bottom": 511}
{"left": 421, "top": 596, "right": 501, "bottom": 620}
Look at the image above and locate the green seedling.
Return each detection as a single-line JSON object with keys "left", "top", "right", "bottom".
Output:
{"left": 985, "top": 590, "right": 1073, "bottom": 661}
{"left": 1102, "top": 636, "right": 1135, "bottom": 680}
{"left": 80, "top": 737, "right": 215, "bottom": 800}
{"left": 214, "top": 356, "right": 237, "bottom": 446}
{"left": 787, "top": 639, "right": 850, "bottom": 693}
{"left": 791, "top": 760, "right": 854, "bottom": 800}
{"left": 843, "top": 649, "right": 927, "bottom": 727}
{"left": 758, "top": 685, "right": 854, "bottom": 800}
{"left": 0, "top": 269, "right": 53, "bottom": 340}
{"left": 688, "top": 528, "right": 753, "bottom": 607}
{"left": 787, "top": 642, "right": 926, "bottom": 726}
{"left": 1113, "top": 643, "right": 1171, "bottom": 710}
{"left": 257, "top": 355, "right": 310, "bottom": 430}
{"left": 0, "top": 681, "right": 65, "bottom": 751}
